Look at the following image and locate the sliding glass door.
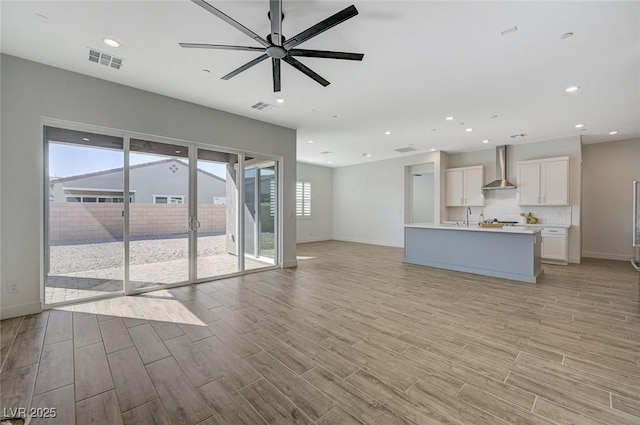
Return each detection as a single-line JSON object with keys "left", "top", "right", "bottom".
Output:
{"left": 45, "top": 127, "right": 125, "bottom": 304}
{"left": 128, "top": 139, "right": 190, "bottom": 291}
{"left": 44, "top": 124, "right": 280, "bottom": 305}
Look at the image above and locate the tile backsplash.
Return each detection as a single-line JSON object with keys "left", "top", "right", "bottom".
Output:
{"left": 447, "top": 189, "right": 571, "bottom": 225}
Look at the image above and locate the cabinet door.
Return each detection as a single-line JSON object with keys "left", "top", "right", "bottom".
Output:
{"left": 463, "top": 167, "right": 485, "bottom": 206}
{"left": 541, "top": 235, "right": 567, "bottom": 261}
{"left": 541, "top": 160, "right": 569, "bottom": 205}
{"left": 446, "top": 170, "right": 464, "bottom": 206}
{"left": 517, "top": 162, "right": 541, "bottom": 205}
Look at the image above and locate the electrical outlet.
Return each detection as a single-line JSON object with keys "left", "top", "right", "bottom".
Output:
{"left": 8, "top": 283, "right": 18, "bottom": 294}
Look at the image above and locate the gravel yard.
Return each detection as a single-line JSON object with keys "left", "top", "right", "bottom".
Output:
{"left": 49, "top": 233, "right": 274, "bottom": 274}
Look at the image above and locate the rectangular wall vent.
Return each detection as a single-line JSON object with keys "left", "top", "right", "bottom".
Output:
{"left": 510, "top": 133, "right": 527, "bottom": 139}
{"left": 394, "top": 146, "right": 418, "bottom": 153}
{"left": 251, "top": 101, "right": 276, "bottom": 111}
{"left": 88, "top": 48, "right": 124, "bottom": 70}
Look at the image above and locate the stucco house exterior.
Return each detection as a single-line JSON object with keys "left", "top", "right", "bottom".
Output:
{"left": 49, "top": 158, "right": 226, "bottom": 204}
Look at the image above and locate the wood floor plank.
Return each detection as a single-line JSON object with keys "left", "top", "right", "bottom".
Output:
{"left": 99, "top": 318, "right": 134, "bottom": 353}
{"left": 317, "top": 406, "right": 365, "bottom": 425}
{"left": 34, "top": 340, "right": 74, "bottom": 395}
{"left": 245, "top": 329, "right": 316, "bottom": 376}
{"left": 198, "top": 378, "right": 267, "bottom": 425}
{"left": 207, "top": 320, "right": 261, "bottom": 358}
{"left": 43, "top": 310, "right": 73, "bottom": 346}
{"left": 302, "top": 366, "right": 412, "bottom": 425}
{"left": 239, "top": 379, "right": 315, "bottom": 425}
{"left": 149, "top": 320, "right": 184, "bottom": 341}
{"left": 246, "top": 351, "right": 334, "bottom": 420}
{"left": 2, "top": 326, "right": 45, "bottom": 371}
{"left": 107, "top": 347, "right": 157, "bottom": 412}
{"left": 0, "top": 317, "right": 23, "bottom": 367}
{"left": 194, "top": 336, "right": 261, "bottom": 390}
{"left": 73, "top": 315, "right": 102, "bottom": 348}
{"left": 178, "top": 323, "right": 214, "bottom": 342}
{"left": 533, "top": 397, "right": 608, "bottom": 425}
{"left": 164, "top": 335, "right": 222, "bottom": 387}
{"left": 121, "top": 399, "right": 172, "bottom": 425}
{"left": 127, "top": 323, "right": 170, "bottom": 364}
{"left": 75, "top": 389, "right": 123, "bottom": 425}
{"left": 145, "top": 356, "right": 212, "bottom": 425}
{"left": 30, "top": 384, "right": 75, "bottom": 425}
{"left": 0, "top": 363, "right": 37, "bottom": 411}
{"left": 74, "top": 342, "right": 114, "bottom": 401}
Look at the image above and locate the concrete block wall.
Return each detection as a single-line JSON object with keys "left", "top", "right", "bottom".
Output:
{"left": 48, "top": 203, "right": 226, "bottom": 244}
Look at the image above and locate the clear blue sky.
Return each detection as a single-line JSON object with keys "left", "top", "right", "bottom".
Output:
{"left": 49, "top": 144, "right": 227, "bottom": 179}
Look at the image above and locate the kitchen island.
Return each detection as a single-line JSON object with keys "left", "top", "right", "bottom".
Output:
{"left": 404, "top": 223, "right": 543, "bottom": 283}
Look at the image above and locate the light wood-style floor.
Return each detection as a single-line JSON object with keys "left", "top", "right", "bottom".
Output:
{"left": 1, "top": 240, "right": 639, "bottom": 425}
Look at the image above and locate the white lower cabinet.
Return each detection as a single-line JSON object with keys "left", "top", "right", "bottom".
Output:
{"left": 541, "top": 227, "right": 568, "bottom": 264}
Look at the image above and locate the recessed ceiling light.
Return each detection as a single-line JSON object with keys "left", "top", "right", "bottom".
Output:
{"left": 307, "top": 140, "right": 314, "bottom": 144}
{"left": 445, "top": 116, "right": 454, "bottom": 121}
{"left": 465, "top": 128, "right": 473, "bottom": 132}
{"left": 430, "top": 148, "right": 437, "bottom": 152}
{"left": 561, "top": 32, "right": 574, "bottom": 39}
{"left": 482, "top": 139, "right": 490, "bottom": 144}
{"left": 275, "top": 98, "right": 285, "bottom": 104}
{"left": 82, "top": 137, "right": 90, "bottom": 141}
{"left": 575, "top": 124, "right": 584, "bottom": 128}
{"left": 103, "top": 38, "right": 120, "bottom": 48}
{"left": 362, "top": 153, "right": 371, "bottom": 158}
{"left": 566, "top": 85, "right": 580, "bottom": 93}
{"left": 384, "top": 131, "right": 391, "bottom": 135}
{"left": 609, "top": 130, "right": 619, "bottom": 135}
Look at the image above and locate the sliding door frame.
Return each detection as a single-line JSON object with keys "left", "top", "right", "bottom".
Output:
{"left": 41, "top": 118, "right": 283, "bottom": 307}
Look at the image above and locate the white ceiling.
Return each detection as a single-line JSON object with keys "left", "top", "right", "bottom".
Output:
{"left": 2, "top": 1, "right": 639, "bottom": 167}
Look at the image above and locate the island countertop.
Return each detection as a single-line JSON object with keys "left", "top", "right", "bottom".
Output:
{"left": 405, "top": 223, "right": 542, "bottom": 234}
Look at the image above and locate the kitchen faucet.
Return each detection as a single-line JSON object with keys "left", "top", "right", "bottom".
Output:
{"left": 466, "top": 207, "right": 471, "bottom": 227}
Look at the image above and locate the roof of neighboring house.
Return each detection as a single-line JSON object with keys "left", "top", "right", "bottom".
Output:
{"left": 50, "top": 158, "right": 225, "bottom": 183}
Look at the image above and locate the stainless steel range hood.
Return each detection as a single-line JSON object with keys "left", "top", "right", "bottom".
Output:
{"left": 483, "top": 145, "right": 516, "bottom": 190}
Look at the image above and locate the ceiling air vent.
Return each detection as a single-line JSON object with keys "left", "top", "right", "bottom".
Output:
{"left": 251, "top": 101, "right": 276, "bottom": 111}
{"left": 510, "top": 133, "right": 527, "bottom": 139}
{"left": 394, "top": 146, "right": 418, "bottom": 153}
{"left": 87, "top": 48, "right": 124, "bottom": 70}
{"left": 320, "top": 151, "right": 332, "bottom": 155}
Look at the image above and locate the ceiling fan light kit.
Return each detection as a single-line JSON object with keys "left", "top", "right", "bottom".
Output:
{"left": 180, "top": 0, "right": 364, "bottom": 92}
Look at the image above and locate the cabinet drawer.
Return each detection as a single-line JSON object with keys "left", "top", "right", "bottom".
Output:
{"left": 541, "top": 227, "right": 567, "bottom": 235}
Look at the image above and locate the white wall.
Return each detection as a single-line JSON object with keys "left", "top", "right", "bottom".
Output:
{"left": 0, "top": 54, "right": 297, "bottom": 319}
{"left": 332, "top": 152, "right": 441, "bottom": 247}
{"left": 296, "top": 162, "right": 333, "bottom": 243}
{"left": 582, "top": 138, "right": 640, "bottom": 260}
{"left": 332, "top": 137, "right": 581, "bottom": 261}
{"left": 444, "top": 136, "right": 582, "bottom": 263}
{"left": 411, "top": 172, "right": 435, "bottom": 223}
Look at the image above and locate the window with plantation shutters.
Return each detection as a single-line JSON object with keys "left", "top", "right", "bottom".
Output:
{"left": 296, "top": 181, "right": 311, "bottom": 218}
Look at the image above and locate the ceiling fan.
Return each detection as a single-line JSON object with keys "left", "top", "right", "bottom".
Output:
{"left": 179, "top": 0, "right": 364, "bottom": 92}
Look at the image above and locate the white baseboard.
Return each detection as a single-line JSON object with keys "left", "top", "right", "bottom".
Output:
{"left": 582, "top": 251, "right": 633, "bottom": 261}
{"left": 282, "top": 260, "right": 298, "bottom": 268}
{"left": 331, "top": 236, "right": 403, "bottom": 249}
{"left": 296, "top": 237, "right": 332, "bottom": 244}
{"left": 569, "top": 255, "right": 581, "bottom": 264}
{"left": 0, "top": 301, "right": 42, "bottom": 320}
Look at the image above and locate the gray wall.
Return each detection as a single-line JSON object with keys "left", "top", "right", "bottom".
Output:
{"left": 1, "top": 54, "right": 297, "bottom": 319}
{"left": 582, "top": 138, "right": 640, "bottom": 260}
{"left": 296, "top": 162, "right": 333, "bottom": 243}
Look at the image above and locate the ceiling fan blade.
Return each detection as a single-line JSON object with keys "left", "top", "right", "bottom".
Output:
{"left": 179, "top": 43, "right": 265, "bottom": 52}
{"left": 221, "top": 54, "right": 269, "bottom": 80}
{"left": 191, "top": 0, "right": 270, "bottom": 48}
{"left": 283, "top": 5, "right": 358, "bottom": 50}
{"left": 272, "top": 58, "right": 281, "bottom": 92}
{"left": 289, "top": 49, "right": 364, "bottom": 61}
{"left": 283, "top": 56, "right": 330, "bottom": 87}
{"left": 269, "top": 0, "right": 283, "bottom": 46}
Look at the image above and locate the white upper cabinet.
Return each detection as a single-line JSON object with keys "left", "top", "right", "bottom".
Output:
{"left": 446, "top": 166, "right": 485, "bottom": 207}
{"left": 516, "top": 157, "right": 569, "bottom": 206}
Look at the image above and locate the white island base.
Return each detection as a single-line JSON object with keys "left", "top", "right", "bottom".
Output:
{"left": 404, "top": 224, "right": 543, "bottom": 284}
